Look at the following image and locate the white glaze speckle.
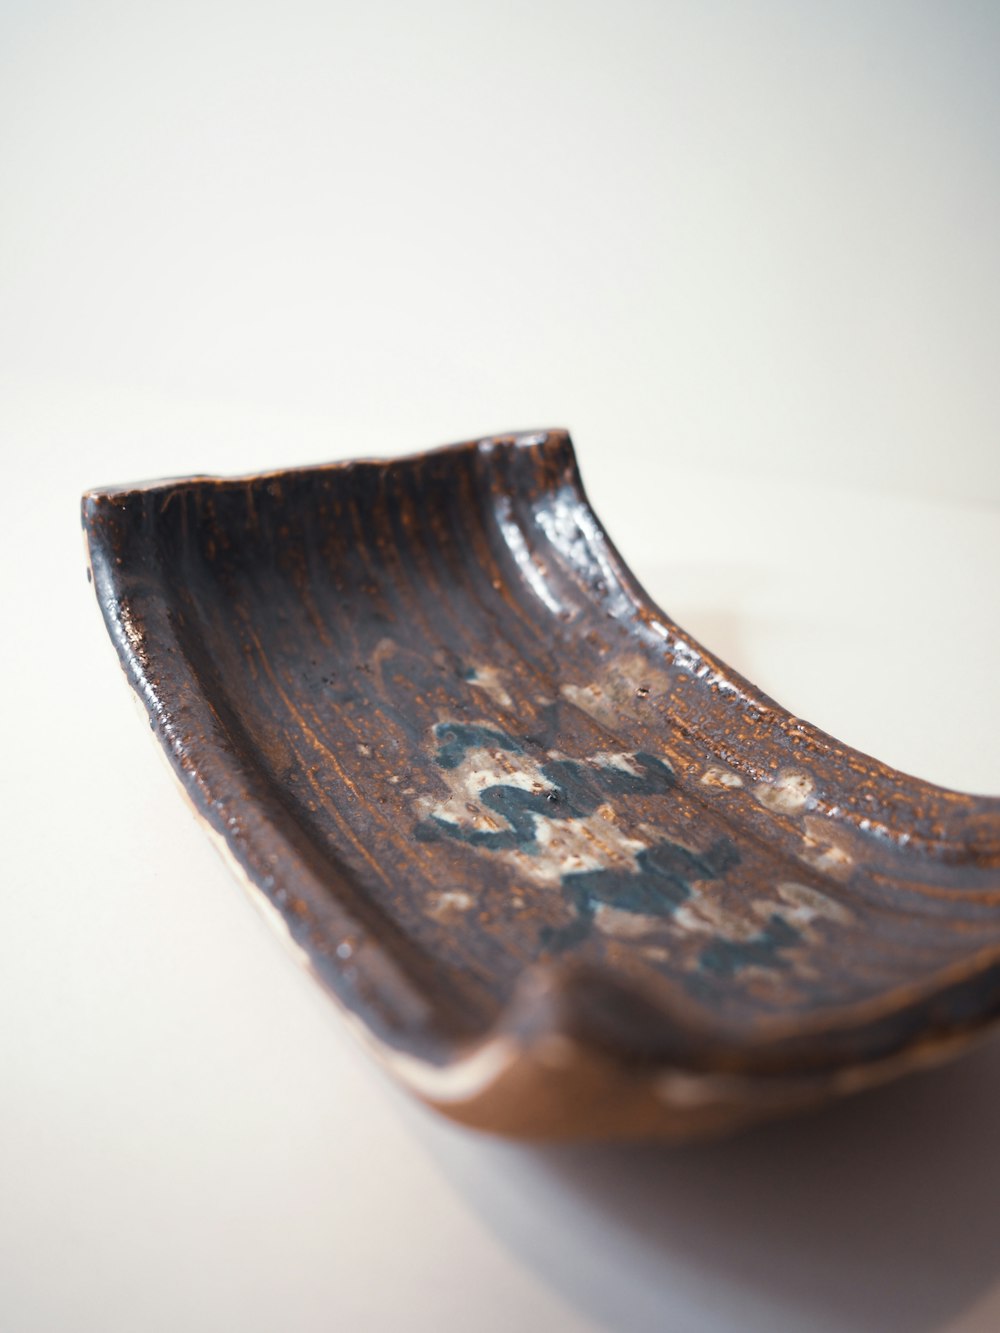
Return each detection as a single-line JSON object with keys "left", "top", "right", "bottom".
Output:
{"left": 465, "top": 665, "right": 514, "bottom": 710}
{"left": 428, "top": 890, "right": 475, "bottom": 919}
{"left": 593, "top": 903, "right": 663, "bottom": 939}
{"left": 700, "top": 765, "right": 744, "bottom": 790}
{"left": 755, "top": 769, "right": 813, "bottom": 814}
{"left": 774, "top": 880, "right": 853, "bottom": 926}
{"left": 799, "top": 815, "right": 854, "bottom": 880}
{"left": 560, "top": 654, "right": 671, "bottom": 727}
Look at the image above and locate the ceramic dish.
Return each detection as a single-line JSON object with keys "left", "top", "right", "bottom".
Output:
{"left": 83, "top": 430, "right": 1000, "bottom": 1139}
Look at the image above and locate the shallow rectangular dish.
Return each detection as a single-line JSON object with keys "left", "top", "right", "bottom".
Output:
{"left": 83, "top": 430, "right": 1000, "bottom": 1139}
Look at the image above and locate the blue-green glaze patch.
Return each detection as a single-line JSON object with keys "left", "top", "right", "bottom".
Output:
{"left": 416, "top": 723, "right": 675, "bottom": 852}
{"left": 432, "top": 722, "right": 523, "bottom": 770}
{"left": 698, "top": 914, "right": 801, "bottom": 977}
{"left": 415, "top": 722, "right": 741, "bottom": 951}
{"left": 543, "top": 836, "right": 739, "bottom": 952}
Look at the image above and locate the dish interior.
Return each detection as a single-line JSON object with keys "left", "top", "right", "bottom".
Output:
{"left": 85, "top": 433, "right": 1000, "bottom": 1066}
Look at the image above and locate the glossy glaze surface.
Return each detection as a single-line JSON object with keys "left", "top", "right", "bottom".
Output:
{"left": 83, "top": 430, "right": 1000, "bottom": 1137}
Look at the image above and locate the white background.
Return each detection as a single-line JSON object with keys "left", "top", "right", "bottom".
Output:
{"left": 2, "top": 3, "right": 999, "bottom": 1330}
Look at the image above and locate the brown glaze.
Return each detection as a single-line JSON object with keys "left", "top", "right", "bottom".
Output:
{"left": 82, "top": 430, "right": 1000, "bottom": 1139}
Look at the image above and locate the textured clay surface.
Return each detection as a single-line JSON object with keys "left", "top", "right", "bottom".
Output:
{"left": 83, "top": 430, "right": 1000, "bottom": 1137}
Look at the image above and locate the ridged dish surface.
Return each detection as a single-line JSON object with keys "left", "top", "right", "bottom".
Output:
{"left": 83, "top": 430, "right": 1000, "bottom": 1138}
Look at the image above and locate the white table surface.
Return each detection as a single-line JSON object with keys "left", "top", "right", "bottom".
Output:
{"left": 3, "top": 5, "right": 999, "bottom": 1331}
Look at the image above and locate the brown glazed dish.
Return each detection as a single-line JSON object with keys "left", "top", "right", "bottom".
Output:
{"left": 83, "top": 430, "right": 1000, "bottom": 1140}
